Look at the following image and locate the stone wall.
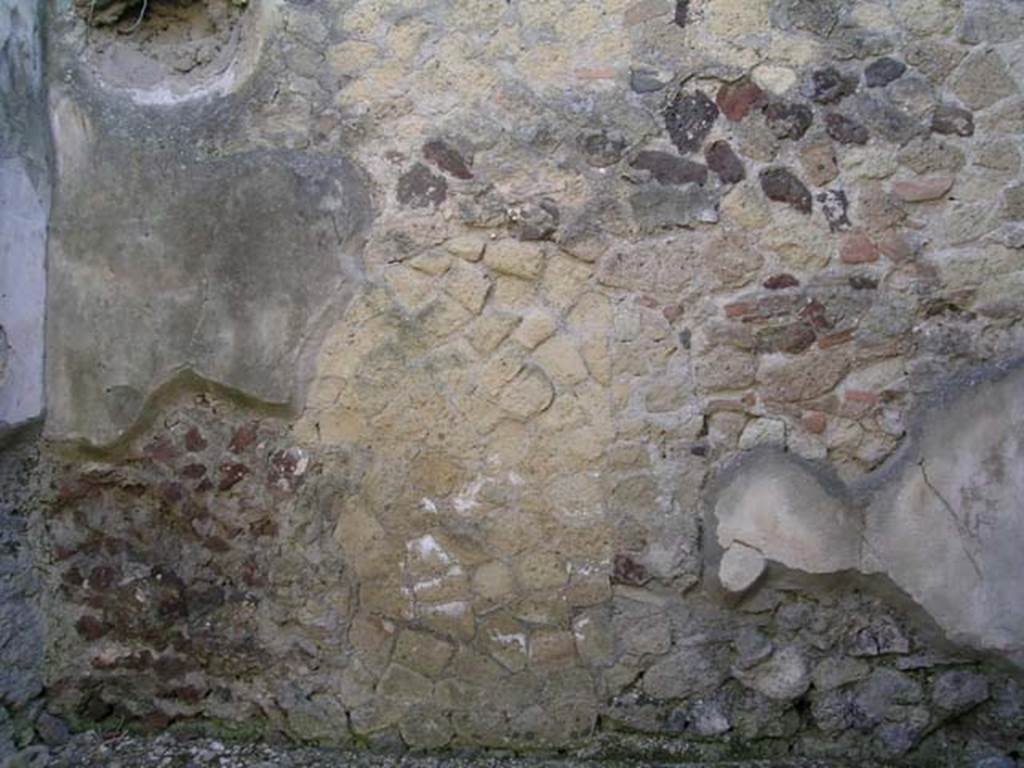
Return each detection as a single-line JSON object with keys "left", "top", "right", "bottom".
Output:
{"left": 2, "top": 0, "right": 1024, "bottom": 764}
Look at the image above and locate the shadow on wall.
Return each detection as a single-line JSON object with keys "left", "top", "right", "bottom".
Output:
{"left": 706, "top": 361, "right": 1024, "bottom": 668}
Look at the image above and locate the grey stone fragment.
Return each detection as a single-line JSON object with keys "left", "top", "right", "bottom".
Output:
{"left": 931, "top": 670, "right": 990, "bottom": 715}
{"left": 959, "top": 2, "right": 1024, "bottom": 44}
{"left": 806, "top": 66, "right": 857, "bottom": 104}
{"left": 642, "top": 644, "right": 730, "bottom": 700}
{"left": 897, "top": 136, "right": 965, "bottom": 174}
{"left": 33, "top": 714, "right": 69, "bottom": 748}
{"left": 905, "top": 40, "right": 964, "bottom": 84}
{"left": 875, "top": 707, "right": 930, "bottom": 757}
{"left": 773, "top": 0, "right": 842, "bottom": 36}
{"left": 975, "top": 758, "right": 1017, "bottom": 768}
{"left": 630, "top": 68, "right": 667, "bottom": 93}
{"left": 680, "top": 698, "right": 731, "bottom": 736}
{"left": 2, "top": 746, "right": 49, "bottom": 768}
{"left": 0, "top": 707, "right": 12, "bottom": 764}
{"left": 629, "top": 184, "right": 719, "bottom": 230}
{"left": 950, "top": 48, "right": 1018, "bottom": 110}
{"left": 812, "top": 656, "right": 870, "bottom": 691}
{"left": 853, "top": 669, "right": 923, "bottom": 727}
{"left": 630, "top": 150, "right": 708, "bottom": 186}
{"left": 931, "top": 104, "right": 974, "bottom": 137}
{"left": 825, "top": 113, "right": 869, "bottom": 145}
{"left": 865, "top": 57, "right": 906, "bottom": 88}
{"left": 578, "top": 129, "right": 628, "bottom": 168}
{"left": 991, "top": 224, "right": 1024, "bottom": 249}
{"left": 734, "top": 646, "right": 811, "bottom": 700}
{"left": 733, "top": 626, "right": 774, "bottom": 669}
{"left": 846, "top": 617, "right": 910, "bottom": 657}
{"left": 849, "top": 94, "right": 921, "bottom": 145}
{"left": 510, "top": 199, "right": 559, "bottom": 241}
{"left": 1001, "top": 184, "right": 1024, "bottom": 221}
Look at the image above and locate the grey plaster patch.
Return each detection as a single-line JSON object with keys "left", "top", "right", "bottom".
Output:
{"left": 0, "top": 161, "right": 46, "bottom": 432}
{"left": 0, "top": 0, "right": 50, "bottom": 433}
{"left": 706, "top": 364, "right": 1024, "bottom": 667}
{"left": 46, "top": 102, "right": 372, "bottom": 443}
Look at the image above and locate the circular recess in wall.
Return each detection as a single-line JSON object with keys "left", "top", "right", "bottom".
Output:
{"left": 72, "top": 0, "right": 272, "bottom": 103}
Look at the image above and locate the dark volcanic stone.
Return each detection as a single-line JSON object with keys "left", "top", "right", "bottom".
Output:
{"left": 848, "top": 274, "right": 878, "bottom": 290}
{"left": 666, "top": 90, "right": 719, "bottom": 153}
{"left": 931, "top": 104, "right": 975, "bottom": 137}
{"left": 579, "top": 129, "right": 628, "bottom": 167}
{"left": 764, "top": 273, "right": 800, "bottom": 289}
{"left": 807, "top": 66, "right": 858, "bottom": 104}
{"left": 825, "top": 113, "right": 869, "bottom": 145}
{"left": 631, "top": 150, "right": 708, "bottom": 185}
{"left": 613, "top": 553, "right": 651, "bottom": 585}
{"left": 818, "top": 189, "right": 852, "bottom": 231}
{"left": 764, "top": 101, "right": 814, "bottom": 140}
{"left": 865, "top": 57, "right": 907, "bottom": 88}
{"left": 705, "top": 140, "right": 745, "bottom": 184}
{"left": 512, "top": 199, "right": 560, "bottom": 241}
{"left": 760, "top": 168, "right": 812, "bottom": 213}
{"left": 397, "top": 163, "right": 448, "bottom": 207}
{"left": 717, "top": 79, "right": 765, "bottom": 121}
{"left": 674, "top": 0, "right": 689, "bottom": 26}
{"left": 422, "top": 139, "right": 473, "bottom": 179}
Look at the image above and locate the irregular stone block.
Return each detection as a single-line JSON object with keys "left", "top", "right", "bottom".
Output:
{"left": 931, "top": 104, "right": 974, "bottom": 137}
{"left": 630, "top": 150, "right": 708, "bottom": 186}
{"left": 759, "top": 168, "right": 812, "bottom": 214}
{"left": 705, "top": 140, "right": 745, "bottom": 184}
{"left": 763, "top": 101, "right": 814, "bottom": 140}
{"left": 665, "top": 90, "right": 719, "bottom": 154}
{"left": 865, "top": 57, "right": 907, "bottom": 88}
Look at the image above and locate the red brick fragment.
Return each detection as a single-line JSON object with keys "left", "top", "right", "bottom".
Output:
{"left": 840, "top": 232, "right": 880, "bottom": 264}
{"left": 716, "top": 79, "right": 765, "bottom": 122}
{"left": 801, "top": 411, "right": 828, "bottom": 434}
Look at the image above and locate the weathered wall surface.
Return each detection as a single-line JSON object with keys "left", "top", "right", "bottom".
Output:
{"left": 0, "top": 0, "right": 49, "bottom": 761}
{"left": 0, "top": 0, "right": 48, "bottom": 432}
{"left": 3, "top": 0, "right": 1024, "bottom": 764}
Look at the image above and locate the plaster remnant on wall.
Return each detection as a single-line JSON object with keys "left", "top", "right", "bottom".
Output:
{"left": 710, "top": 365, "right": 1024, "bottom": 666}
{"left": 0, "top": 0, "right": 49, "bottom": 433}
